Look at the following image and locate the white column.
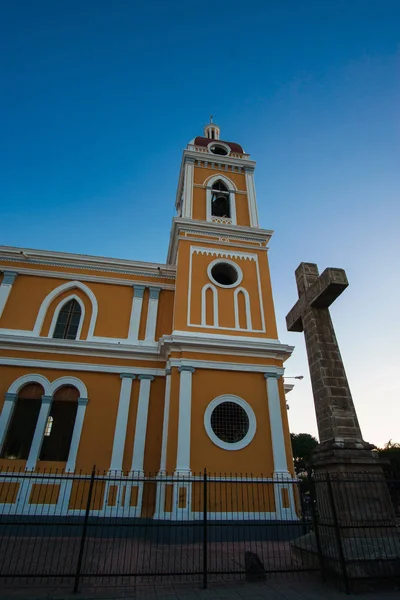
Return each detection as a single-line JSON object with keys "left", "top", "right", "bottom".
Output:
{"left": 0, "top": 392, "right": 17, "bottom": 453}
{"left": 245, "top": 167, "right": 259, "bottom": 228}
{"left": 65, "top": 397, "right": 88, "bottom": 472}
{"left": 182, "top": 158, "right": 195, "bottom": 218}
{"left": 26, "top": 395, "right": 52, "bottom": 470}
{"left": 109, "top": 374, "right": 135, "bottom": 472}
{"left": 159, "top": 368, "right": 172, "bottom": 473}
{"left": 264, "top": 373, "right": 289, "bottom": 475}
{"left": 175, "top": 366, "right": 195, "bottom": 474}
{"left": 0, "top": 271, "right": 18, "bottom": 319}
{"left": 128, "top": 285, "right": 145, "bottom": 341}
{"left": 131, "top": 374, "right": 154, "bottom": 473}
{"left": 145, "top": 287, "right": 160, "bottom": 343}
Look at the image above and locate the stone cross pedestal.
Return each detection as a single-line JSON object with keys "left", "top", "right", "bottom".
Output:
{"left": 286, "top": 263, "right": 400, "bottom": 581}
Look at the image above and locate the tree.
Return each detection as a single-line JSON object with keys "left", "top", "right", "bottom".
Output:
{"left": 376, "top": 440, "right": 400, "bottom": 475}
{"left": 290, "top": 432, "right": 318, "bottom": 475}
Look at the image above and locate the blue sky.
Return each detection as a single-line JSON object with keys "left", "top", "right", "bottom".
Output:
{"left": 1, "top": 1, "right": 399, "bottom": 445}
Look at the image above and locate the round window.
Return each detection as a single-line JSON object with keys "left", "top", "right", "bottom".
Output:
{"left": 210, "top": 262, "right": 238, "bottom": 286}
{"left": 204, "top": 396, "right": 256, "bottom": 451}
{"left": 211, "top": 402, "right": 249, "bottom": 443}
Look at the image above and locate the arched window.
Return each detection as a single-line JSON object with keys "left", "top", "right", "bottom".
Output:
{"left": 211, "top": 181, "right": 230, "bottom": 218}
{"left": 53, "top": 299, "right": 82, "bottom": 340}
{"left": 40, "top": 386, "right": 78, "bottom": 461}
{"left": 1, "top": 384, "right": 43, "bottom": 459}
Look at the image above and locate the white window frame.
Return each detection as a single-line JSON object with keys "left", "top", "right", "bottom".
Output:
{"left": 48, "top": 294, "right": 85, "bottom": 340}
{"left": 207, "top": 258, "right": 243, "bottom": 289}
{"left": 205, "top": 174, "right": 237, "bottom": 225}
{"left": 204, "top": 395, "right": 256, "bottom": 451}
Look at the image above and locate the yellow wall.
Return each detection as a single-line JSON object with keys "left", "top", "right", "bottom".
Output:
{"left": 190, "top": 369, "right": 275, "bottom": 476}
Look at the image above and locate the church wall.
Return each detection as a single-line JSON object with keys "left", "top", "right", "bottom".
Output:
{"left": 190, "top": 369, "right": 275, "bottom": 476}
{"left": 155, "top": 290, "right": 174, "bottom": 339}
{"left": 193, "top": 167, "right": 246, "bottom": 190}
{"left": 164, "top": 367, "right": 180, "bottom": 473}
{"left": 173, "top": 238, "right": 279, "bottom": 338}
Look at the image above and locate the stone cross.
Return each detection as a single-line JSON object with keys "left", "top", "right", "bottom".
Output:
{"left": 286, "top": 262, "right": 363, "bottom": 446}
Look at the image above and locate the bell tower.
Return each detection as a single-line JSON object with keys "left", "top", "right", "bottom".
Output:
{"left": 159, "top": 122, "right": 295, "bottom": 519}
{"left": 167, "top": 121, "right": 278, "bottom": 339}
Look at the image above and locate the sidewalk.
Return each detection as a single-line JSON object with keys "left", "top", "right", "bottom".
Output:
{"left": 3, "top": 576, "right": 399, "bottom": 600}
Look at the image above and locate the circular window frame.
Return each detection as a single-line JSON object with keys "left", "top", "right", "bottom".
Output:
{"left": 207, "top": 142, "right": 231, "bottom": 156}
{"left": 204, "top": 395, "right": 256, "bottom": 451}
{"left": 207, "top": 258, "right": 243, "bottom": 289}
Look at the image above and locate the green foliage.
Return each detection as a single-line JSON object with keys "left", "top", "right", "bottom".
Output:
{"left": 377, "top": 440, "right": 400, "bottom": 474}
{"left": 290, "top": 432, "right": 318, "bottom": 475}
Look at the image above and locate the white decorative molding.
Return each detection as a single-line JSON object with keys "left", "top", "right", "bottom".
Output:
{"left": 0, "top": 246, "right": 176, "bottom": 280}
{"left": 109, "top": 374, "right": 135, "bottom": 472}
{"left": 25, "top": 395, "right": 52, "bottom": 470}
{"left": 158, "top": 368, "right": 171, "bottom": 473}
{"left": 170, "top": 357, "right": 285, "bottom": 375}
{"left": 207, "top": 258, "right": 243, "bottom": 289}
{"left": 175, "top": 366, "right": 195, "bottom": 474}
{"left": 7, "top": 373, "right": 51, "bottom": 395}
{"left": 65, "top": 397, "right": 88, "bottom": 472}
{"left": 264, "top": 374, "right": 290, "bottom": 476}
{"left": 48, "top": 294, "right": 85, "bottom": 340}
{"left": 182, "top": 158, "right": 195, "bottom": 218}
{"left": 161, "top": 330, "right": 294, "bottom": 360}
{"left": 193, "top": 247, "right": 256, "bottom": 262}
{"left": 0, "top": 271, "right": 18, "bottom": 320}
{"left": 234, "top": 287, "right": 252, "bottom": 330}
{"left": 145, "top": 287, "right": 160, "bottom": 343}
{"left": 128, "top": 285, "right": 145, "bottom": 341}
{"left": 131, "top": 375, "right": 154, "bottom": 472}
{"left": 244, "top": 167, "right": 259, "bottom": 228}
{"left": 33, "top": 281, "right": 98, "bottom": 340}
{"left": 204, "top": 395, "right": 256, "bottom": 451}
{"left": 201, "top": 284, "right": 218, "bottom": 327}
{"left": 205, "top": 174, "right": 237, "bottom": 226}
{"left": 0, "top": 356, "right": 165, "bottom": 377}
{"left": 49, "top": 376, "right": 88, "bottom": 398}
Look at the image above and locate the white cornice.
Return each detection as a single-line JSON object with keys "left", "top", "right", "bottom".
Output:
{"left": 0, "top": 266, "right": 175, "bottom": 290}
{"left": 160, "top": 331, "right": 294, "bottom": 361}
{"left": 0, "top": 246, "right": 176, "bottom": 280}
{"left": 167, "top": 218, "right": 273, "bottom": 264}
{"left": 0, "top": 334, "right": 162, "bottom": 360}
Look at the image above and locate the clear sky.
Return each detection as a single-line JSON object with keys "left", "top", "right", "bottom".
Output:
{"left": 1, "top": 1, "right": 399, "bottom": 446}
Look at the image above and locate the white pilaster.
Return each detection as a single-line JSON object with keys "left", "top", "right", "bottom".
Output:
{"left": 128, "top": 285, "right": 145, "bottom": 341}
{"left": 26, "top": 395, "right": 52, "bottom": 470}
{"left": 245, "top": 167, "right": 259, "bottom": 228}
{"left": 0, "top": 271, "right": 18, "bottom": 319}
{"left": 65, "top": 397, "right": 88, "bottom": 472}
{"left": 131, "top": 374, "right": 154, "bottom": 473}
{"left": 182, "top": 158, "right": 195, "bottom": 218}
{"left": 109, "top": 374, "right": 135, "bottom": 472}
{"left": 264, "top": 373, "right": 289, "bottom": 475}
{"left": 145, "top": 287, "right": 160, "bottom": 343}
{"left": 0, "top": 392, "right": 18, "bottom": 454}
{"left": 175, "top": 366, "right": 195, "bottom": 474}
{"left": 159, "top": 368, "right": 172, "bottom": 473}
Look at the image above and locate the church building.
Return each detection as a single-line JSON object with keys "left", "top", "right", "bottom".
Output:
{"left": 0, "top": 122, "right": 296, "bottom": 519}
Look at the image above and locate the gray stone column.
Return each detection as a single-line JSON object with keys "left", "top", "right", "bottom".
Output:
{"left": 0, "top": 392, "right": 18, "bottom": 453}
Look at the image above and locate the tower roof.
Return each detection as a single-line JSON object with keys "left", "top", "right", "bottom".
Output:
{"left": 192, "top": 136, "right": 245, "bottom": 155}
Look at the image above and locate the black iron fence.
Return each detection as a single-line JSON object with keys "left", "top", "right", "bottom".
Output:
{"left": 0, "top": 468, "right": 398, "bottom": 594}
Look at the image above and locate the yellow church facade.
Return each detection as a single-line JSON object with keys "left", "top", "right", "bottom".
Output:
{"left": 0, "top": 122, "right": 296, "bottom": 519}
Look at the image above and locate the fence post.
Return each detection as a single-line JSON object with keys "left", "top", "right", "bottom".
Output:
{"left": 308, "top": 473, "right": 326, "bottom": 582}
{"left": 73, "top": 466, "right": 96, "bottom": 594}
{"left": 203, "top": 469, "right": 208, "bottom": 589}
{"left": 326, "top": 473, "right": 349, "bottom": 594}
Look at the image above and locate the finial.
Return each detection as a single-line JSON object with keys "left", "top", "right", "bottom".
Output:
{"left": 210, "top": 114, "right": 213, "bottom": 123}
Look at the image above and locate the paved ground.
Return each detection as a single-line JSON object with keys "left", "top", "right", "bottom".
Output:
{"left": 1, "top": 576, "right": 399, "bottom": 600}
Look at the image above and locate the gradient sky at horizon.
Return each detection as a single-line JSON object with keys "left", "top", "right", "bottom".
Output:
{"left": 1, "top": 1, "right": 399, "bottom": 446}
